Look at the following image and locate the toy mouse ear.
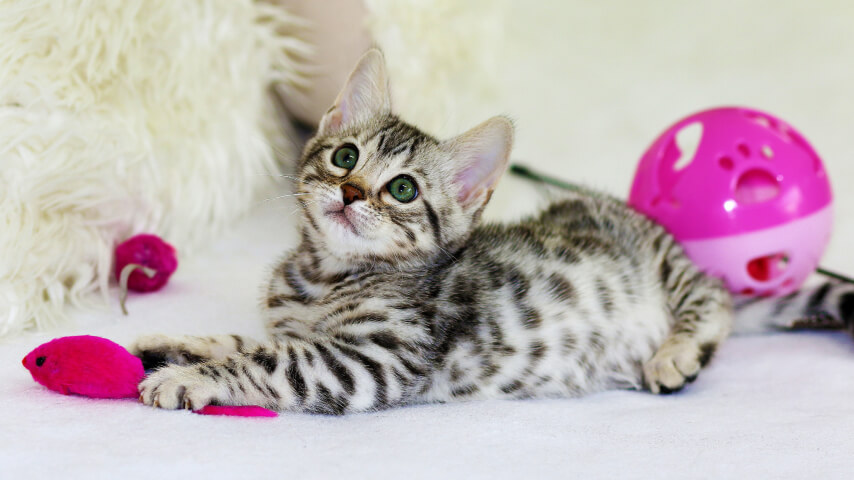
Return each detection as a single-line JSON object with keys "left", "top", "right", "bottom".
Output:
{"left": 443, "top": 116, "right": 515, "bottom": 211}
{"left": 318, "top": 49, "right": 392, "bottom": 134}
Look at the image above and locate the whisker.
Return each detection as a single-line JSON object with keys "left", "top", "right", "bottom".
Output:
{"left": 290, "top": 198, "right": 320, "bottom": 216}
{"left": 438, "top": 246, "right": 458, "bottom": 262}
{"left": 261, "top": 193, "right": 311, "bottom": 203}
{"left": 248, "top": 173, "right": 313, "bottom": 185}
{"left": 270, "top": 144, "right": 295, "bottom": 159}
{"left": 290, "top": 205, "right": 307, "bottom": 216}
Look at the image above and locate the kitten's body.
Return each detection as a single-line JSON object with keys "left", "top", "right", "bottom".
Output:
{"left": 134, "top": 51, "right": 854, "bottom": 414}
{"left": 259, "top": 188, "right": 729, "bottom": 410}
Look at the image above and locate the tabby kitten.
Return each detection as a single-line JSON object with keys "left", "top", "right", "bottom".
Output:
{"left": 134, "top": 50, "right": 854, "bottom": 414}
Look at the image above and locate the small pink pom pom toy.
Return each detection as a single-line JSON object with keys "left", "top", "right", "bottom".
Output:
{"left": 114, "top": 234, "right": 178, "bottom": 314}
{"left": 23, "top": 336, "right": 277, "bottom": 418}
{"left": 628, "top": 107, "right": 833, "bottom": 296}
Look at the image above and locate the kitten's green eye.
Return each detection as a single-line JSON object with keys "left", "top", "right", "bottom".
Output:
{"left": 387, "top": 175, "right": 418, "bottom": 203}
{"left": 332, "top": 144, "right": 359, "bottom": 170}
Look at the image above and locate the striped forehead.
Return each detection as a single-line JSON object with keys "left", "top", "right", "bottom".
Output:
{"left": 366, "top": 119, "right": 426, "bottom": 154}
{"left": 361, "top": 118, "right": 436, "bottom": 165}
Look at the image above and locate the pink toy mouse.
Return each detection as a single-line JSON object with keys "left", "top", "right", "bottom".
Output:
{"left": 22, "top": 335, "right": 145, "bottom": 399}
{"left": 23, "top": 335, "right": 277, "bottom": 418}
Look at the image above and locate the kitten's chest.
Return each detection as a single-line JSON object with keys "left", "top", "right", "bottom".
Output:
{"left": 277, "top": 270, "right": 414, "bottom": 332}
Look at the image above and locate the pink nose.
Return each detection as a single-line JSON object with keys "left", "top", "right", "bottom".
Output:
{"left": 341, "top": 183, "right": 365, "bottom": 205}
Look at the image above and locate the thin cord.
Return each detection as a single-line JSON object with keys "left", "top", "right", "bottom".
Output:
{"left": 509, "top": 164, "right": 583, "bottom": 192}
{"left": 815, "top": 267, "right": 854, "bottom": 284}
{"left": 508, "top": 162, "right": 854, "bottom": 285}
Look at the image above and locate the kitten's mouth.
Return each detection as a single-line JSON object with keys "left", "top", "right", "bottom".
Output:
{"left": 325, "top": 208, "right": 360, "bottom": 235}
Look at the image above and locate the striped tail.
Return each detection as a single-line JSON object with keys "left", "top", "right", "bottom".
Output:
{"left": 733, "top": 279, "right": 854, "bottom": 336}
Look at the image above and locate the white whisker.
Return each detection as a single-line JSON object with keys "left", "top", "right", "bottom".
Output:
{"left": 261, "top": 192, "right": 311, "bottom": 203}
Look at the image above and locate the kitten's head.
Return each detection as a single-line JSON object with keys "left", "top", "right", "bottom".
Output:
{"left": 295, "top": 49, "right": 513, "bottom": 269}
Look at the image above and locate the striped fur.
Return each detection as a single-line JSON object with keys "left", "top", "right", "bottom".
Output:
{"left": 134, "top": 50, "right": 854, "bottom": 414}
{"left": 733, "top": 280, "right": 854, "bottom": 335}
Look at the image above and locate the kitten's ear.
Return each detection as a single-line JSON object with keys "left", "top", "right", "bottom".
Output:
{"left": 318, "top": 49, "right": 391, "bottom": 134}
{"left": 444, "top": 116, "right": 515, "bottom": 211}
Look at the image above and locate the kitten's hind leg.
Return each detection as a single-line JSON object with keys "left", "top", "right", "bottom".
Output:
{"left": 129, "top": 334, "right": 259, "bottom": 371}
{"left": 643, "top": 246, "right": 733, "bottom": 394}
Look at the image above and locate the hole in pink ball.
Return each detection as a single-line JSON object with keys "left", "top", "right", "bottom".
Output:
{"left": 737, "top": 143, "right": 751, "bottom": 157}
{"left": 650, "top": 196, "right": 661, "bottom": 207}
{"left": 741, "top": 110, "right": 793, "bottom": 142}
{"left": 734, "top": 169, "right": 780, "bottom": 204}
{"left": 718, "top": 156, "right": 734, "bottom": 170}
{"left": 770, "top": 122, "right": 793, "bottom": 142}
{"left": 742, "top": 111, "right": 772, "bottom": 128}
{"left": 746, "top": 253, "right": 789, "bottom": 283}
{"left": 663, "top": 122, "right": 703, "bottom": 172}
{"left": 786, "top": 130, "right": 824, "bottom": 175}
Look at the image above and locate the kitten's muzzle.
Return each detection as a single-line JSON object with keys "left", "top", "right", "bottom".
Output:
{"left": 341, "top": 183, "right": 365, "bottom": 205}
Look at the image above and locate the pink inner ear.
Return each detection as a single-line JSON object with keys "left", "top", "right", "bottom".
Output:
{"left": 455, "top": 161, "right": 493, "bottom": 203}
{"left": 320, "top": 108, "right": 344, "bottom": 133}
{"left": 319, "top": 50, "right": 390, "bottom": 135}
{"left": 448, "top": 117, "right": 513, "bottom": 206}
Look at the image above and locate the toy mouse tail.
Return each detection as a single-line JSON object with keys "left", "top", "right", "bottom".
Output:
{"left": 732, "top": 278, "right": 854, "bottom": 336}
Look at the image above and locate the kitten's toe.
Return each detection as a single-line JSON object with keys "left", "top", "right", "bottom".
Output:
{"left": 643, "top": 340, "right": 702, "bottom": 394}
{"left": 139, "top": 364, "right": 223, "bottom": 410}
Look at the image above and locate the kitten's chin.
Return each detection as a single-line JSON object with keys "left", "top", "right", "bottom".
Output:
{"left": 319, "top": 211, "right": 393, "bottom": 260}
{"left": 325, "top": 210, "right": 360, "bottom": 236}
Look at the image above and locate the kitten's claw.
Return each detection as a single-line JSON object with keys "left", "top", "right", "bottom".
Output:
{"left": 139, "top": 364, "right": 223, "bottom": 410}
{"left": 643, "top": 340, "right": 702, "bottom": 394}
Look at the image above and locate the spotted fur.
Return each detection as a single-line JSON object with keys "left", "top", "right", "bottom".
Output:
{"left": 133, "top": 50, "right": 853, "bottom": 414}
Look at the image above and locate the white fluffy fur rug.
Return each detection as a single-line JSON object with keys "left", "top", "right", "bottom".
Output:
{"left": 0, "top": 0, "right": 308, "bottom": 337}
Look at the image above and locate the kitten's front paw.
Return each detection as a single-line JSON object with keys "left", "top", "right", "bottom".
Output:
{"left": 129, "top": 334, "right": 207, "bottom": 370}
{"left": 643, "top": 340, "right": 702, "bottom": 394}
{"left": 139, "top": 364, "right": 225, "bottom": 410}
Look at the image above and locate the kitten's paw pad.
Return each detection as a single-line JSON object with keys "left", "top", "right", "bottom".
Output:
{"left": 130, "top": 335, "right": 206, "bottom": 370}
{"left": 643, "top": 341, "right": 702, "bottom": 394}
{"left": 138, "top": 365, "right": 223, "bottom": 410}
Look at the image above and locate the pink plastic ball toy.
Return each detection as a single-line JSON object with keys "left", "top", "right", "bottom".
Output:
{"left": 629, "top": 107, "right": 833, "bottom": 297}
